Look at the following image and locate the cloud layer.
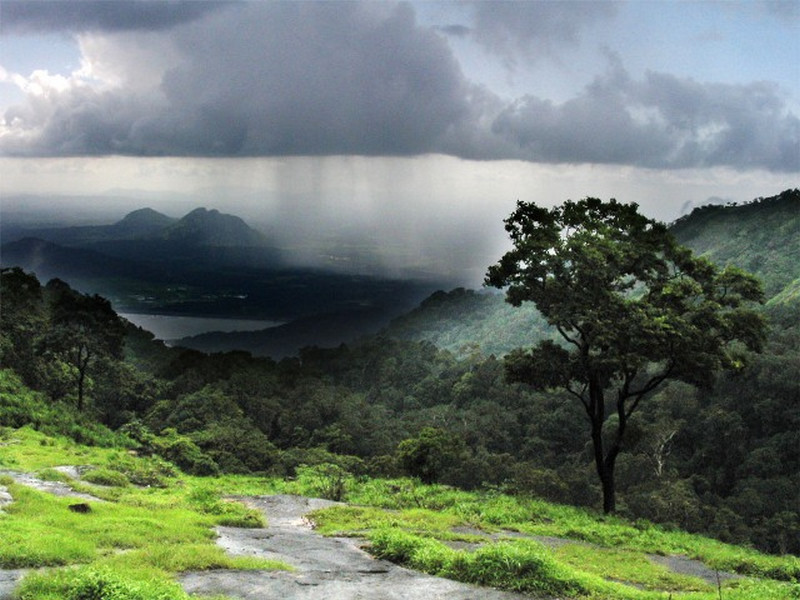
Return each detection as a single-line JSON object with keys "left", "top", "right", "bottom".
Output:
{"left": 1, "top": 1, "right": 797, "bottom": 172}
{"left": 0, "top": 0, "right": 229, "bottom": 33}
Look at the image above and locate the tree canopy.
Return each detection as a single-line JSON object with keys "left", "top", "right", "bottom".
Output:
{"left": 486, "top": 197, "right": 766, "bottom": 513}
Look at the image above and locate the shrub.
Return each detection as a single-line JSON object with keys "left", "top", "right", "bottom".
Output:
{"left": 295, "top": 463, "right": 353, "bottom": 501}
{"left": 83, "top": 468, "right": 130, "bottom": 487}
{"left": 368, "top": 528, "right": 587, "bottom": 598}
{"left": 36, "top": 468, "right": 71, "bottom": 482}
{"left": 24, "top": 566, "right": 191, "bottom": 600}
{"left": 105, "top": 454, "right": 177, "bottom": 488}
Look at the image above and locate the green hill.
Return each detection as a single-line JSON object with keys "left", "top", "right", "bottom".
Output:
{"left": 1, "top": 190, "right": 798, "bottom": 591}
{"left": 671, "top": 189, "right": 800, "bottom": 299}
{"left": 385, "top": 287, "right": 553, "bottom": 357}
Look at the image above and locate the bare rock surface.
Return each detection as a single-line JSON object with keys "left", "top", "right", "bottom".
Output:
{"left": 0, "top": 486, "right": 12, "bottom": 510}
{"left": 647, "top": 554, "right": 743, "bottom": 586}
{"left": 180, "top": 494, "right": 537, "bottom": 600}
{"left": 0, "top": 570, "right": 28, "bottom": 600}
{"left": 0, "top": 469, "right": 101, "bottom": 502}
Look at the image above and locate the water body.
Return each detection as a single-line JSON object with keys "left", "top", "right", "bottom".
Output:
{"left": 119, "top": 313, "right": 283, "bottom": 341}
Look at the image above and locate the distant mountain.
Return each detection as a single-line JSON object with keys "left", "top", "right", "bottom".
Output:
{"left": 159, "top": 207, "right": 267, "bottom": 247}
{"left": 3, "top": 206, "right": 283, "bottom": 270}
{"left": 2, "top": 208, "right": 176, "bottom": 246}
{"left": 384, "top": 288, "right": 554, "bottom": 357}
{"left": 109, "top": 208, "right": 177, "bottom": 238}
{"left": 3, "top": 206, "right": 267, "bottom": 248}
{"left": 173, "top": 307, "right": 404, "bottom": 359}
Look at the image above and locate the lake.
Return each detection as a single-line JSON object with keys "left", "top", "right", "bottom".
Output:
{"left": 119, "top": 313, "right": 283, "bottom": 341}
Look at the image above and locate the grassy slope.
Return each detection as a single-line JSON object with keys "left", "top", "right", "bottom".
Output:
{"left": 1, "top": 418, "right": 798, "bottom": 599}
{"left": 310, "top": 479, "right": 800, "bottom": 599}
{"left": 0, "top": 369, "right": 290, "bottom": 600}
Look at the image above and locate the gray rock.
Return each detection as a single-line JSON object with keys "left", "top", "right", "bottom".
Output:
{"left": 181, "top": 494, "right": 537, "bottom": 600}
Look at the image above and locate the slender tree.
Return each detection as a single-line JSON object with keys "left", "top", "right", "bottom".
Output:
{"left": 486, "top": 198, "right": 765, "bottom": 513}
{"left": 44, "top": 279, "right": 126, "bottom": 411}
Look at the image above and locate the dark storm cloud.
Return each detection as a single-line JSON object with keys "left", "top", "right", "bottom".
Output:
{"left": 0, "top": 0, "right": 230, "bottom": 33}
{"left": 489, "top": 54, "right": 800, "bottom": 172}
{"left": 150, "top": 2, "right": 471, "bottom": 156}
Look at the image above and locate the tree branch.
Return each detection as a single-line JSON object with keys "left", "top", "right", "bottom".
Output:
{"left": 556, "top": 324, "right": 581, "bottom": 348}
{"left": 623, "top": 363, "right": 674, "bottom": 420}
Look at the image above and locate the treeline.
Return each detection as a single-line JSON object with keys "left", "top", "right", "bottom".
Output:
{"left": 1, "top": 266, "right": 798, "bottom": 555}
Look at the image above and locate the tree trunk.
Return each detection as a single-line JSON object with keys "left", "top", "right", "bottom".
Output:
{"left": 77, "top": 367, "right": 86, "bottom": 412}
{"left": 600, "top": 459, "right": 616, "bottom": 514}
{"left": 588, "top": 375, "right": 618, "bottom": 513}
{"left": 592, "top": 427, "right": 617, "bottom": 514}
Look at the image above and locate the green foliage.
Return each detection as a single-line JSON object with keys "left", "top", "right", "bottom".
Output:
{"left": 17, "top": 566, "right": 191, "bottom": 600}
{"left": 0, "top": 370, "right": 124, "bottom": 448}
{"left": 1, "top": 430, "right": 287, "bottom": 600}
{"left": 2, "top": 192, "right": 799, "bottom": 561}
{"left": 487, "top": 197, "right": 766, "bottom": 514}
{"left": 82, "top": 468, "right": 130, "bottom": 487}
{"left": 396, "top": 427, "right": 468, "bottom": 484}
{"left": 386, "top": 287, "right": 555, "bottom": 357}
{"left": 671, "top": 189, "right": 800, "bottom": 298}
{"left": 43, "top": 279, "right": 127, "bottom": 411}
{"left": 294, "top": 463, "right": 354, "bottom": 501}
{"left": 313, "top": 477, "right": 800, "bottom": 586}
{"left": 368, "top": 528, "right": 628, "bottom": 598}
{"left": 0, "top": 267, "right": 47, "bottom": 389}
{"left": 103, "top": 452, "right": 178, "bottom": 488}
{"left": 184, "top": 485, "right": 265, "bottom": 527}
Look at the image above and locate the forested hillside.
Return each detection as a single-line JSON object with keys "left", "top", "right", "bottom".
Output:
{"left": 671, "top": 189, "right": 799, "bottom": 298}
{"left": 1, "top": 190, "right": 798, "bottom": 559}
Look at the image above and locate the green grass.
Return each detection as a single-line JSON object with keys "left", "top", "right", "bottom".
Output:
{"left": 308, "top": 478, "right": 800, "bottom": 599}
{"left": 0, "top": 427, "right": 289, "bottom": 600}
{"left": 3, "top": 423, "right": 799, "bottom": 600}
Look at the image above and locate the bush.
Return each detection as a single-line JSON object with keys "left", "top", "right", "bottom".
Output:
{"left": 368, "top": 528, "right": 587, "bottom": 598}
{"left": 185, "top": 486, "right": 264, "bottom": 528}
{"left": 83, "top": 468, "right": 130, "bottom": 487}
{"left": 153, "top": 429, "right": 220, "bottom": 477}
{"left": 105, "top": 454, "right": 177, "bottom": 488}
{"left": 35, "top": 468, "right": 71, "bottom": 482}
{"left": 295, "top": 463, "right": 353, "bottom": 501}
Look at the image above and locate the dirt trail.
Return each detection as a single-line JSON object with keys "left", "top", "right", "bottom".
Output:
{"left": 180, "top": 494, "right": 538, "bottom": 600}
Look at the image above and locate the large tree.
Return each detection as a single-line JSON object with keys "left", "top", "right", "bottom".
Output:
{"left": 486, "top": 198, "right": 765, "bottom": 513}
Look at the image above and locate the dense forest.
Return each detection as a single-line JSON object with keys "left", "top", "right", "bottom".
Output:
{"left": 1, "top": 190, "right": 798, "bottom": 557}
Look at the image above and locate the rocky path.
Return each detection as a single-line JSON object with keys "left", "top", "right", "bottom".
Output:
{"left": 180, "top": 494, "right": 538, "bottom": 600}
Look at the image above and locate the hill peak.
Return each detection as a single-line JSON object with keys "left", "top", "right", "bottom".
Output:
{"left": 114, "top": 207, "right": 175, "bottom": 229}
{"left": 163, "top": 207, "right": 267, "bottom": 247}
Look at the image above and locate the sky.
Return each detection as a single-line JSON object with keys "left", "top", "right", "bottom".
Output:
{"left": 0, "top": 0, "right": 798, "bottom": 284}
